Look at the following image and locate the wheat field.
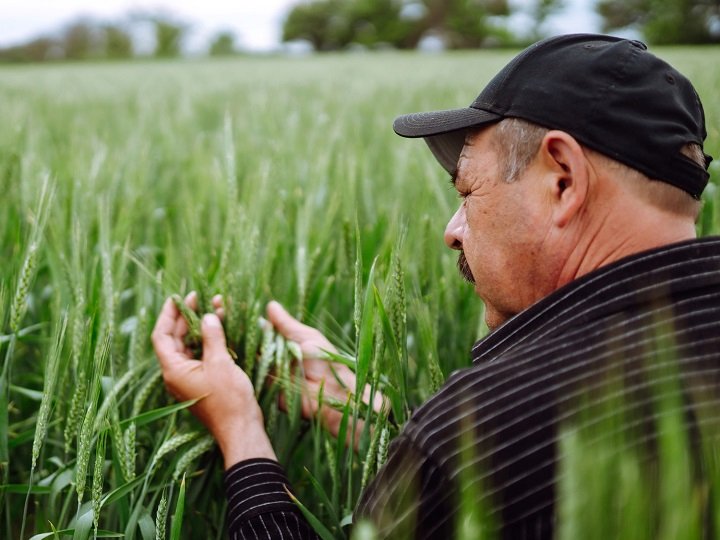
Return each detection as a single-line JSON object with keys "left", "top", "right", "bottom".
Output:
{"left": 1, "top": 48, "right": 719, "bottom": 539}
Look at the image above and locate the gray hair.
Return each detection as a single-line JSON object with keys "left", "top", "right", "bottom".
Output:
{"left": 486, "top": 117, "right": 704, "bottom": 218}
{"left": 490, "top": 118, "right": 548, "bottom": 183}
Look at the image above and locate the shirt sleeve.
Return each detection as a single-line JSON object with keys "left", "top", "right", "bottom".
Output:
{"left": 224, "top": 458, "right": 320, "bottom": 540}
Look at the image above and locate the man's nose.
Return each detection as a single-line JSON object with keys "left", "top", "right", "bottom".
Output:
{"left": 444, "top": 205, "right": 465, "bottom": 250}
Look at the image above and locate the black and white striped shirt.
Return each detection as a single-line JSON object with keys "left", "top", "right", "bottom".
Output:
{"left": 225, "top": 237, "right": 720, "bottom": 539}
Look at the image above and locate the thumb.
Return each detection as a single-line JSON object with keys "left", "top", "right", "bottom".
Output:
{"left": 201, "top": 313, "right": 230, "bottom": 362}
{"left": 266, "top": 300, "right": 311, "bottom": 341}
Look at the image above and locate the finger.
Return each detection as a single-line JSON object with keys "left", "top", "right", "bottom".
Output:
{"left": 154, "top": 332, "right": 188, "bottom": 370}
{"left": 185, "top": 291, "right": 198, "bottom": 311}
{"left": 154, "top": 297, "right": 179, "bottom": 336}
{"left": 212, "top": 295, "right": 225, "bottom": 320}
{"left": 171, "top": 291, "right": 197, "bottom": 340}
{"left": 266, "top": 301, "right": 315, "bottom": 342}
{"left": 201, "top": 313, "right": 231, "bottom": 362}
{"left": 172, "top": 313, "right": 189, "bottom": 342}
{"left": 153, "top": 298, "right": 185, "bottom": 352}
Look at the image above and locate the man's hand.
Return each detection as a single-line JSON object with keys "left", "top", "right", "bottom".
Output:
{"left": 152, "top": 294, "right": 277, "bottom": 469}
{"left": 267, "top": 301, "right": 384, "bottom": 446}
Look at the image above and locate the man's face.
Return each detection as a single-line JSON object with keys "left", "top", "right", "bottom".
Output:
{"left": 444, "top": 126, "right": 559, "bottom": 329}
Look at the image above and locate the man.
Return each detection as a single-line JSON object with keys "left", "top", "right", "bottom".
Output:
{"left": 152, "top": 34, "right": 720, "bottom": 539}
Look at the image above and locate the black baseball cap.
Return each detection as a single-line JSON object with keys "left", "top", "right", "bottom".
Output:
{"left": 394, "top": 33, "right": 713, "bottom": 200}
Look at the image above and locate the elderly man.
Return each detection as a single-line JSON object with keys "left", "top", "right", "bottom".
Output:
{"left": 152, "top": 34, "right": 719, "bottom": 539}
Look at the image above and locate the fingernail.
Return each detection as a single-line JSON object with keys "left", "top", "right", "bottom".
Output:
{"left": 203, "top": 314, "right": 221, "bottom": 327}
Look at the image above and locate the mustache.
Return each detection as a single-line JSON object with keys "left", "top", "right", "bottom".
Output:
{"left": 457, "top": 251, "right": 475, "bottom": 284}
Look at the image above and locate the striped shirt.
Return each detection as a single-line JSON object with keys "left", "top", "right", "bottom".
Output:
{"left": 225, "top": 237, "right": 720, "bottom": 539}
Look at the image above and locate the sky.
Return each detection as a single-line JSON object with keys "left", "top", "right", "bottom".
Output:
{"left": 0, "top": 0, "right": 603, "bottom": 52}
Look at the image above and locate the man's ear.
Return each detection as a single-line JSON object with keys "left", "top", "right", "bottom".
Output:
{"left": 538, "top": 130, "right": 589, "bottom": 228}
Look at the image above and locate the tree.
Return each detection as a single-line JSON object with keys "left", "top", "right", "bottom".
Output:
{"left": 282, "top": 0, "right": 350, "bottom": 50}
{"left": 597, "top": 0, "right": 720, "bottom": 44}
{"left": 429, "top": 0, "right": 511, "bottom": 48}
{"left": 209, "top": 31, "right": 238, "bottom": 56}
{"left": 281, "top": 0, "right": 526, "bottom": 51}
{"left": 342, "top": 0, "right": 417, "bottom": 48}
{"left": 528, "top": 0, "right": 565, "bottom": 40}
{"left": 152, "top": 17, "right": 188, "bottom": 57}
{"left": 0, "top": 38, "right": 60, "bottom": 63}
{"left": 103, "top": 24, "right": 133, "bottom": 59}
{"left": 63, "top": 21, "right": 98, "bottom": 60}
{"left": 0, "top": 17, "right": 135, "bottom": 63}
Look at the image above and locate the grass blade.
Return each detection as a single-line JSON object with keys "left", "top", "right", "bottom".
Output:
{"left": 169, "top": 474, "right": 186, "bottom": 540}
{"left": 285, "top": 487, "right": 336, "bottom": 540}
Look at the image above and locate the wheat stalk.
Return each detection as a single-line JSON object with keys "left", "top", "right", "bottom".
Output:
{"left": 9, "top": 242, "right": 38, "bottom": 334}
{"left": 31, "top": 316, "right": 67, "bottom": 471}
{"left": 376, "top": 427, "right": 390, "bottom": 469}
{"left": 254, "top": 323, "right": 276, "bottom": 396}
{"left": 64, "top": 375, "right": 87, "bottom": 454}
{"left": 75, "top": 331, "right": 111, "bottom": 507}
{"left": 150, "top": 431, "right": 202, "bottom": 471}
{"left": 155, "top": 488, "right": 168, "bottom": 540}
{"left": 10, "top": 175, "right": 54, "bottom": 334}
{"left": 123, "top": 422, "right": 136, "bottom": 482}
{"left": 75, "top": 405, "right": 95, "bottom": 507}
{"left": 360, "top": 417, "right": 383, "bottom": 492}
{"left": 171, "top": 294, "right": 201, "bottom": 349}
{"left": 172, "top": 434, "right": 215, "bottom": 481}
{"left": 92, "top": 430, "right": 108, "bottom": 534}
{"left": 64, "top": 303, "right": 88, "bottom": 453}
{"left": 132, "top": 368, "right": 163, "bottom": 418}
{"left": 128, "top": 306, "right": 148, "bottom": 369}
{"left": 94, "top": 361, "right": 149, "bottom": 431}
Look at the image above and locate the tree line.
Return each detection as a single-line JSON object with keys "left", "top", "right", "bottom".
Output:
{"left": 1, "top": 0, "right": 717, "bottom": 63}
{"left": 0, "top": 13, "right": 237, "bottom": 63}
{"left": 283, "top": 0, "right": 720, "bottom": 50}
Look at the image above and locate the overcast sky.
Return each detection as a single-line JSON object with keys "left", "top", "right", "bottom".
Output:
{"left": 0, "top": 0, "right": 602, "bottom": 52}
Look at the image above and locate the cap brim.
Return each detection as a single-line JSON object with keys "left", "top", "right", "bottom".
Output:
{"left": 393, "top": 107, "right": 502, "bottom": 173}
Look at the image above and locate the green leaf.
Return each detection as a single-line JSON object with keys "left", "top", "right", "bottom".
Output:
{"left": 10, "top": 419, "right": 61, "bottom": 449}
{"left": 137, "top": 511, "right": 156, "bottom": 540}
{"left": 29, "top": 530, "right": 123, "bottom": 539}
{"left": 48, "top": 467, "right": 74, "bottom": 509}
{"left": 286, "top": 487, "right": 336, "bottom": 540}
{"left": 118, "top": 399, "right": 200, "bottom": 430}
{"left": 334, "top": 396, "right": 351, "bottom": 476}
{"left": 321, "top": 349, "right": 356, "bottom": 370}
{"left": 99, "top": 473, "right": 147, "bottom": 507}
{"left": 0, "top": 371, "right": 10, "bottom": 472}
{"left": 304, "top": 467, "right": 340, "bottom": 527}
{"left": 71, "top": 508, "right": 93, "bottom": 540}
{"left": 0, "top": 483, "right": 51, "bottom": 494}
{"left": 355, "top": 258, "right": 377, "bottom": 406}
{"left": 9, "top": 384, "right": 44, "bottom": 401}
{"left": 170, "top": 474, "right": 186, "bottom": 540}
{"left": 372, "top": 287, "right": 406, "bottom": 422}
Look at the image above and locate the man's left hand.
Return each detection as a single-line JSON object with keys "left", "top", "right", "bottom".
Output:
{"left": 151, "top": 293, "right": 277, "bottom": 469}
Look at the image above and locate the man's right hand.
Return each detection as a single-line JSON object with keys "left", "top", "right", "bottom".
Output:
{"left": 267, "top": 301, "right": 384, "bottom": 447}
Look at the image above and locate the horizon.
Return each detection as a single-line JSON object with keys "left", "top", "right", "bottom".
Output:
{"left": 0, "top": 0, "right": 604, "bottom": 54}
